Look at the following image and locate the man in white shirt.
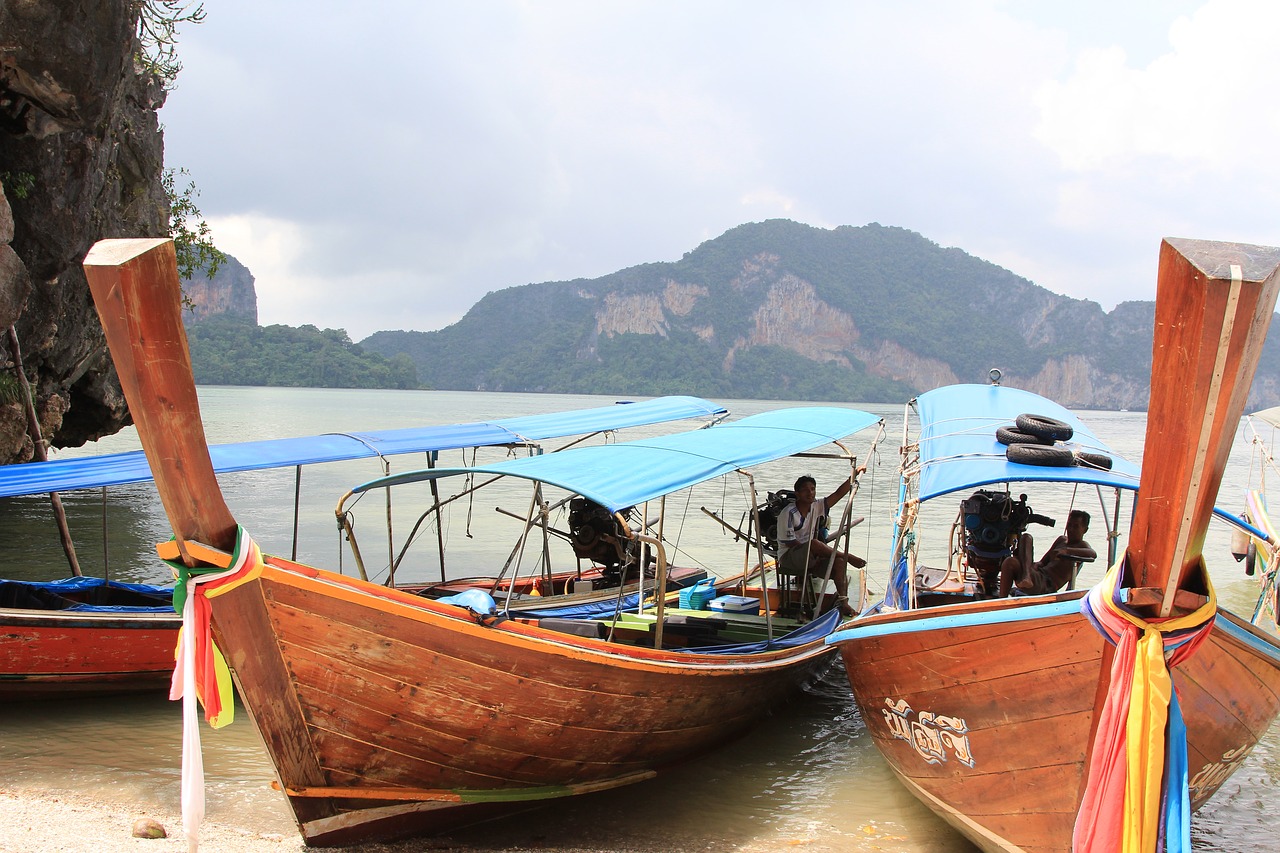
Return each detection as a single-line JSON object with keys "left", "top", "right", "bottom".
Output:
{"left": 776, "top": 474, "right": 866, "bottom": 617}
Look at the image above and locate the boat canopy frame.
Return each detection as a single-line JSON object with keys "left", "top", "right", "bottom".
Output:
{"left": 335, "top": 407, "right": 886, "bottom": 646}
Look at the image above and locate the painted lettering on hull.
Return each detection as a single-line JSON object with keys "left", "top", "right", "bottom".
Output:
{"left": 1189, "top": 744, "right": 1252, "bottom": 801}
{"left": 882, "top": 698, "right": 975, "bottom": 767}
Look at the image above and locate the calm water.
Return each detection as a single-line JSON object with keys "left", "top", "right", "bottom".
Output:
{"left": 1, "top": 388, "right": 1277, "bottom": 852}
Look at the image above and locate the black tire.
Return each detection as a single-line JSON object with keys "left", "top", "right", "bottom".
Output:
{"left": 1015, "top": 413, "right": 1074, "bottom": 442}
{"left": 1074, "top": 451, "right": 1113, "bottom": 470}
{"left": 996, "top": 426, "right": 1053, "bottom": 446}
{"left": 1006, "top": 442, "right": 1075, "bottom": 467}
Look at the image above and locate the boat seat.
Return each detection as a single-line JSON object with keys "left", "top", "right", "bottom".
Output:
{"left": 915, "top": 565, "right": 968, "bottom": 595}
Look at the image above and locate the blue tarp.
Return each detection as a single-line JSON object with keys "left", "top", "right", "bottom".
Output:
{"left": 677, "top": 606, "right": 843, "bottom": 654}
{"left": 0, "top": 396, "right": 727, "bottom": 499}
{"left": 914, "top": 384, "right": 1140, "bottom": 503}
{"left": 510, "top": 592, "right": 649, "bottom": 619}
{"left": 0, "top": 576, "right": 174, "bottom": 613}
{"left": 883, "top": 384, "right": 1140, "bottom": 609}
{"left": 351, "top": 407, "right": 883, "bottom": 513}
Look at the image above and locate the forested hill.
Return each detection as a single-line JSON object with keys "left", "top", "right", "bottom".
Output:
{"left": 361, "top": 220, "right": 1280, "bottom": 411}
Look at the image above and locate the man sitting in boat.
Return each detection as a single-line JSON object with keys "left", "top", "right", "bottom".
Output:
{"left": 998, "top": 509, "right": 1096, "bottom": 597}
{"left": 776, "top": 475, "right": 866, "bottom": 616}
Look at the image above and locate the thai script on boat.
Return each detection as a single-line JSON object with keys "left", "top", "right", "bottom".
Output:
{"left": 882, "top": 698, "right": 975, "bottom": 767}
{"left": 1188, "top": 744, "right": 1252, "bottom": 800}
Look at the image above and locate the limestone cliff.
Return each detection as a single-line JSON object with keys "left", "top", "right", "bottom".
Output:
{"left": 182, "top": 253, "right": 258, "bottom": 326}
{"left": 362, "top": 221, "right": 1280, "bottom": 410}
{"left": 0, "top": 0, "right": 168, "bottom": 464}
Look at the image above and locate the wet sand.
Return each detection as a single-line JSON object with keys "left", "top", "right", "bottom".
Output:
{"left": 0, "top": 785, "right": 839, "bottom": 853}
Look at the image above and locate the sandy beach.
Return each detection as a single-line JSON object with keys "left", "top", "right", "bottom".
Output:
{"left": 0, "top": 787, "right": 588, "bottom": 853}
{"left": 0, "top": 786, "right": 792, "bottom": 853}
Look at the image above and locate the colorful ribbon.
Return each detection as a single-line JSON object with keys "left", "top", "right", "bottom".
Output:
{"left": 1074, "top": 560, "right": 1216, "bottom": 853}
{"left": 162, "top": 526, "right": 265, "bottom": 853}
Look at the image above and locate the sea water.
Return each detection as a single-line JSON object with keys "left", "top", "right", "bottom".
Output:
{"left": 0, "top": 388, "right": 1276, "bottom": 851}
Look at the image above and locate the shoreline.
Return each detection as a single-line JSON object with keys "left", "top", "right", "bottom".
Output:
{"left": 0, "top": 787, "right": 303, "bottom": 853}
{"left": 0, "top": 786, "right": 742, "bottom": 853}
{"left": 0, "top": 788, "right": 502, "bottom": 853}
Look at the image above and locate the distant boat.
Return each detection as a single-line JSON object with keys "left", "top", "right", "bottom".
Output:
{"left": 1228, "top": 405, "right": 1280, "bottom": 628}
{"left": 827, "top": 238, "right": 1280, "bottom": 852}
{"left": 82, "top": 237, "right": 884, "bottom": 846}
{"left": 0, "top": 395, "right": 727, "bottom": 699}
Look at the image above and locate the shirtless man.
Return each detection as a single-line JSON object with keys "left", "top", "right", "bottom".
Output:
{"left": 999, "top": 509, "right": 1096, "bottom": 597}
{"left": 777, "top": 475, "right": 867, "bottom": 616}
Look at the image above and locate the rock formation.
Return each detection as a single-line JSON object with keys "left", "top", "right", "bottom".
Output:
{"left": 0, "top": 0, "right": 168, "bottom": 463}
{"left": 182, "top": 253, "right": 258, "bottom": 326}
{"left": 362, "top": 221, "right": 1280, "bottom": 410}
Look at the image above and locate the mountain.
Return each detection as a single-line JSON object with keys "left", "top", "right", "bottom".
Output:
{"left": 173, "top": 254, "right": 417, "bottom": 389}
{"left": 361, "top": 220, "right": 1280, "bottom": 410}
{"left": 181, "top": 253, "right": 258, "bottom": 326}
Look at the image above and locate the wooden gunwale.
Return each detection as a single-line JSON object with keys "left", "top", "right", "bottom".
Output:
{"left": 0, "top": 609, "right": 180, "bottom": 629}
{"left": 256, "top": 555, "right": 833, "bottom": 669}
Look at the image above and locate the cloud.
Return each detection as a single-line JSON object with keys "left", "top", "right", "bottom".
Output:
{"left": 161, "top": 1, "right": 1280, "bottom": 339}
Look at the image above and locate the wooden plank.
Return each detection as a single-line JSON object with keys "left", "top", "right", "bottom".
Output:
{"left": 1127, "top": 239, "right": 1280, "bottom": 613}
{"left": 83, "top": 239, "right": 238, "bottom": 554}
{"left": 208, "top": 580, "right": 338, "bottom": 829}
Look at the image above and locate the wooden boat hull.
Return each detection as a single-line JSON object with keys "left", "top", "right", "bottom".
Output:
{"left": 831, "top": 593, "right": 1280, "bottom": 853}
{"left": 0, "top": 609, "right": 180, "bottom": 699}
{"left": 213, "top": 556, "right": 836, "bottom": 846}
{"left": 0, "top": 578, "right": 180, "bottom": 699}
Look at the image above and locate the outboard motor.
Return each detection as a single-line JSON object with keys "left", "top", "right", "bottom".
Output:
{"left": 961, "top": 490, "right": 1054, "bottom": 596}
{"left": 568, "top": 498, "right": 639, "bottom": 580}
{"left": 961, "top": 490, "right": 1054, "bottom": 561}
{"left": 753, "top": 489, "right": 796, "bottom": 552}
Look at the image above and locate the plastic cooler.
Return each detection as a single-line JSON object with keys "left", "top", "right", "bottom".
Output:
{"left": 708, "top": 594, "right": 760, "bottom": 615}
{"left": 678, "top": 578, "right": 718, "bottom": 610}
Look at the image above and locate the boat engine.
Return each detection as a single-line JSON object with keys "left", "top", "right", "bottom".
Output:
{"left": 568, "top": 498, "right": 640, "bottom": 579}
{"left": 754, "top": 489, "right": 796, "bottom": 552}
{"left": 962, "top": 490, "right": 1054, "bottom": 560}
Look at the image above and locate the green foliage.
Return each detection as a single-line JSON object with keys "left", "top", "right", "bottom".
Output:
{"left": 0, "top": 171, "right": 35, "bottom": 200}
{"left": 186, "top": 318, "right": 421, "bottom": 389}
{"left": 135, "top": 1, "right": 206, "bottom": 84}
{"left": 163, "top": 167, "right": 224, "bottom": 281}
{"left": 729, "top": 345, "right": 912, "bottom": 402}
{"left": 0, "top": 374, "right": 34, "bottom": 406}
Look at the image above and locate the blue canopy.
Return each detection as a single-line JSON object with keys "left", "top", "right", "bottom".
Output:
{"left": 914, "top": 384, "right": 1140, "bottom": 503}
{"left": 0, "top": 396, "right": 727, "bottom": 499}
{"left": 352, "top": 407, "right": 883, "bottom": 512}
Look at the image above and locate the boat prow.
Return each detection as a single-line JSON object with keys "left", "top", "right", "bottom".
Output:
{"left": 82, "top": 238, "right": 877, "bottom": 845}
{"left": 828, "top": 237, "right": 1280, "bottom": 852}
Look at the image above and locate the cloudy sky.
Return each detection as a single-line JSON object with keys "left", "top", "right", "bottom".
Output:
{"left": 160, "top": 0, "right": 1280, "bottom": 341}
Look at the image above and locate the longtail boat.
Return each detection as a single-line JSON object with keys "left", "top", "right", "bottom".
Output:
{"left": 0, "top": 394, "right": 726, "bottom": 699}
{"left": 827, "top": 238, "right": 1280, "bottom": 852}
{"left": 81, "top": 237, "right": 883, "bottom": 846}
{"left": 1228, "top": 405, "right": 1280, "bottom": 628}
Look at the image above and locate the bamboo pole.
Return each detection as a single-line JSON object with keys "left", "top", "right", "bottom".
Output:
{"left": 6, "top": 324, "right": 81, "bottom": 575}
